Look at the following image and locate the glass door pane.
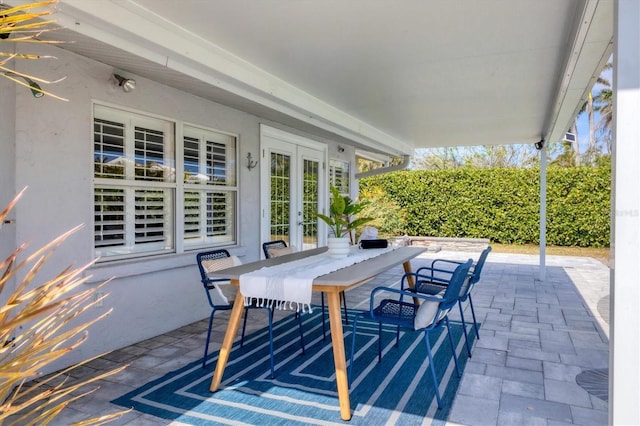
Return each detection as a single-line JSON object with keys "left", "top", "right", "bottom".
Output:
{"left": 301, "top": 157, "right": 319, "bottom": 250}
{"left": 270, "top": 151, "right": 291, "bottom": 245}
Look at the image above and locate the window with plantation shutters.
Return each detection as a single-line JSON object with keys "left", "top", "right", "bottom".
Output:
{"left": 182, "top": 125, "right": 236, "bottom": 248}
{"left": 93, "top": 105, "right": 237, "bottom": 260}
{"left": 329, "top": 159, "right": 350, "bottom": 196}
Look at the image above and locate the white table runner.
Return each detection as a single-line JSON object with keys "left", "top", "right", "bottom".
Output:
{"left": 240, "top": 246, "right": 396, "bottom": 312}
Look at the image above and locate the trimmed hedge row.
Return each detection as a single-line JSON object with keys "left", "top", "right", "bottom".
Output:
{"left": 359, "top": 165, "right": 611, "bottom": 247}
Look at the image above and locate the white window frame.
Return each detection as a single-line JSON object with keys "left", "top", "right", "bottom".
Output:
{"left": 93, "top": 104, "right": 238, "bottom": 261}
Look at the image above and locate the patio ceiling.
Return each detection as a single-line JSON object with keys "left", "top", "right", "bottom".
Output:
{"left": 31, "top": 0, "right": 613, "bottom": 156}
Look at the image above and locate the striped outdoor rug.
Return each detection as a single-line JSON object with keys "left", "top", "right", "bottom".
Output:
{"left": 112, "top": 309, "right": 475, "bottom": 425}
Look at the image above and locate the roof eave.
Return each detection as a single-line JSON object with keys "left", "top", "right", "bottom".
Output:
{"left": 50, "top": 0, "right": 413, "bottom": 156}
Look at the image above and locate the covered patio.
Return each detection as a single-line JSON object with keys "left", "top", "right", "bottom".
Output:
{"left": 1, "top": 0, "right": 635, "bottom": 423}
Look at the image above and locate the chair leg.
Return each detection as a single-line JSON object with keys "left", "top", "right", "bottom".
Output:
{"left": 297, "top": 312, "right": 306, "bottom": 354}
{"left": 321, "top": 292, "right": 327, "bottom": 341}
{"left": 424, "top": 330, "right": 442, "bottom": 409}
{"left": 341, "top": 291, "right": 349, "bottom": 324}
{"left": 202, "top": 309, "right": 216, "bottom": 368}
{"left": 468, "top": 294, "right": 480, "bottom": 339}
{"left": 348, "top": 315, "right": 360, "bottom": 388}
{"left": 378, "top": 322, "right": 383, "bottom": 363}
{"left": 458, "top": 301, "right": 472, "bottom": 358}
{"left": 445, "top": 317, "right": 461, "bottom": 377}
{"left": 240, "top": 307, "right": 249, "bottom": 348}
{"left": 267, "top": 308, "right": 275, "bottom": 379}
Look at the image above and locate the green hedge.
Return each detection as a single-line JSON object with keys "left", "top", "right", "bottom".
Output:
{"left": 359, "top": 165, "right": 611, "bottom": 247}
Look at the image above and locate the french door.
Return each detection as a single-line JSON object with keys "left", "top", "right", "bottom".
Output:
{"left": 260, "top": 126, "right": 326, "bottom": 255}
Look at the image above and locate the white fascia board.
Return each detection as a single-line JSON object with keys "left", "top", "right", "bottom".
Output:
{"left": 50, "top": 0, "right": 413, "bottom": 156}
{"left": 544, "top": 0, "right": 613, "bottom": 144}
{"left": 355, "top": 150, "right": 393, "bottom": 164}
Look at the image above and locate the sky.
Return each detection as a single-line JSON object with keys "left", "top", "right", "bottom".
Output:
{"left": 574, "top": 61, "right": 613, "bottom": 155}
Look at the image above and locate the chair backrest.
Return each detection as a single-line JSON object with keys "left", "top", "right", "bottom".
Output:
{"left": 196, "top": 249, "right": 232, "bottom": 284}
{"left": 439, "top": 259, "right": 473, "bottom": 312}
{"left": 196, "top": 249, "right": 237, "bottom": 308}
{"left": 263, "top": 240, "right": 289, "bottom": 259}
{"left": 469, "top": 245, "right": 492, "bottom": 285}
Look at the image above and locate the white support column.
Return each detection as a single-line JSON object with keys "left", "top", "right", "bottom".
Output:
{"left": 539, "top": 144, "right": 547, "bottom": 282}
{"left": 611, "top": 1, "right": 640, "bottom": 424}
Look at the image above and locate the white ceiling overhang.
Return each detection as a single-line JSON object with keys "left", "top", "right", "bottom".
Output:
{"left": 13, "top": 0, "right": 613, "bottom": 156}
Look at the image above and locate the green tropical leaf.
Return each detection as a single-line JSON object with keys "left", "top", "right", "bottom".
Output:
{"left": 329, "top": 186, "right": 345, "bottom": 216}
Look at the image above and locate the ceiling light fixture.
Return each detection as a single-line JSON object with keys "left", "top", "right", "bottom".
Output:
{"left": 113, "top": 73, "right": 136, "bottom": 92}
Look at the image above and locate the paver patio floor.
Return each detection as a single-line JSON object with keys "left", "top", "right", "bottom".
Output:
{"left": 45, "top": 250, "right": 610, "bottom": 426}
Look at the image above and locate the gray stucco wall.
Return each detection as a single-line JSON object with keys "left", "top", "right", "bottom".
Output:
{"left": 6, "top": 43, "right": 347, "bottom": 373}
{"left": 0, "top": 59, "right": 17, "bottom": 308}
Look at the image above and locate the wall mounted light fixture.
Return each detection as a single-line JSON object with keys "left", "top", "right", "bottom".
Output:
{"left": 246, "top": 152, "right": 258, "bottom": 170}
{"left": 337, "top": 145, "right": 345, "bottom": 153}
{"left": 534, "top": 139, "right": 545, "bottom": 150}
{"left": 113, "top": 73, "right": 136, "bottom": 92}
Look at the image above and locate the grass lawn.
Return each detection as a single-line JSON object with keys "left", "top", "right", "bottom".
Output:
{"left": 491, "top": 243, "right": 611, "bottom": 266}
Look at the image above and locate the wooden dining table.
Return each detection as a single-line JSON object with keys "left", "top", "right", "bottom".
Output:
{"left": 207, "top": 245, "right": 427, "bottom": 421}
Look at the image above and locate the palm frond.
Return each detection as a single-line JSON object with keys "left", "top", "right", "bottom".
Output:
{"left": 0, "top": 0, "right": 66, "bottom": 100}
{"left": 0, "top": 52, "right": 58, "bottom": 60}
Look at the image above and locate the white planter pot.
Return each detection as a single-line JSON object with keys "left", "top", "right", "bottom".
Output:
{"left": 327, "top": 236, "right": 350, "bottom": 258}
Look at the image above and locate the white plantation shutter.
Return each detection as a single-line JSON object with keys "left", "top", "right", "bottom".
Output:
{"left": 134, "top": 127, "right": 166, "bottom": 182}
{"left": 94, "top": 187, "right": 173, "bottom": 256}
{"left": 183, "top": 191, "right": 235, "bottom": 244}
{"left": 207, "top": 191, "right": 234, "bottom": 237}
{"left": 330, "top": 159, "right": 350, "bottom": 196}
{"left": 184, "top": 190, "right": 201, "bottom": 239}
{"left": 94, "top": 118, "right": 126, "bottom": 179}
{"left": 206, "top": 141, "right": 227, "bottom": 184}
{"left": 94, "top": 188, "right": 125, "bottom": 247}
{"left": 134, "top": 189, "right": 167, "bottom": 244}
{"left": 183, "top": 126, "right": 237, "bottom": 248}
{"left": 183, "top": 136, "right": 201, "bottom": 183}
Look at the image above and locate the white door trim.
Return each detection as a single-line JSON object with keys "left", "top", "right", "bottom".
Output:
{"left": 259, "top": 125, "right": 328, "bottom": 253}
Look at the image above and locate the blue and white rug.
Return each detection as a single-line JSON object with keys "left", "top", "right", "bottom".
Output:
{"left": 113, "top": 309, "right": 476, "bottom": 425}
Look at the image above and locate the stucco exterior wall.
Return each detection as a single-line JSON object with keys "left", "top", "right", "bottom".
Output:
{"left": 5, "top": 44, "right": 344, "bottom": 373}
{"left": 0, "top": 52, "right": 17, "bottom": 308}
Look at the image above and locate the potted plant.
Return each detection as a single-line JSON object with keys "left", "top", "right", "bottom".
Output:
{"left": 316, "top": 185, "right": 373, "bottom": 257}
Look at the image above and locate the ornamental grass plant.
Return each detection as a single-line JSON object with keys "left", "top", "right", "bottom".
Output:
{"left": 0, "top": 189, "right": 128, "bottom": 425}
{"left": 0, "top": 0, "right": 67, "bottom": 100}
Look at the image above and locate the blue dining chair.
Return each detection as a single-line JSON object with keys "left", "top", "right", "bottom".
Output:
{"left": 196, "top": 249, "right": 306, "bottom": 377}
{"left": 262, "top": 240, "right": 349, "bottom": 340}
{"left": 349, "top": 259, "right": 473, "bottom": 408}
{"left": 409, "top": 246, "right": 492, "bottom": 356}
